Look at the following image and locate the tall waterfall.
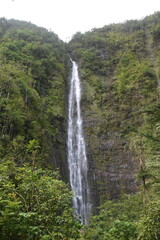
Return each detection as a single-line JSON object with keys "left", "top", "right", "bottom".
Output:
{"left": 67, "top": 60, "right": 91, "bottom": 224}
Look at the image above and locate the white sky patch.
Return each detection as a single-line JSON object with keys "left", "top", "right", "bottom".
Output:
{"left": 0, "top": 0, "right": 160, "bottom": 41}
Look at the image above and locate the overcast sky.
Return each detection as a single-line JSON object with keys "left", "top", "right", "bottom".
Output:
{"left": 0, "top": 0, "right": 160, "bottom": 41}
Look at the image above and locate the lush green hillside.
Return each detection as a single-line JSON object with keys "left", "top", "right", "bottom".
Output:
{"left": 0, "top": 18, "right": 70, "bottom": 171}
{"left": 68, "top": 12, "right": 160, "bottom": 239}
{"left": 0, "top": 18, "right": 81, "bottom": 239}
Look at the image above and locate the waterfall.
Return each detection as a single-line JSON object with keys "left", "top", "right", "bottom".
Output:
{"left": 67, "top": 60, "right": 91, "bottom": 224}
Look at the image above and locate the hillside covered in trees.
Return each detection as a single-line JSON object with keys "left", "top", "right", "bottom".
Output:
{"left": 0, "top": 18, "right": 81, "bottom": 239}
{"left": 0, "top": 12, "right": 160, "bottom": 239}
{"left": 68, "top": 12, "right": 160, "bottom": 239}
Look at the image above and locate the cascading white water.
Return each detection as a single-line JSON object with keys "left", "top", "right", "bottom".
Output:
{"left": 67, "top": 60, "right": 91, "bottom": 224}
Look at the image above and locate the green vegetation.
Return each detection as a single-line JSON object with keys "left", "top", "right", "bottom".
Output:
{"left": 0, "top": 18, "right": 80, "bottom": 239}
{"left": 82, "top": 194, "right": 142, "bottom": 240}
{"left": 1, "top": 12, "right": 160, "bottom": 239}
{"left": 81, "top": 195, "right": 160, "bottom": 240}
{"left": 0, "top": 18, "right": 69, "bottom": 169}
{"left": 68, "top": 12, "right": 160, "bottom": 239}
{"left": 0, "top": 163, "right": 81, "bottom": 239}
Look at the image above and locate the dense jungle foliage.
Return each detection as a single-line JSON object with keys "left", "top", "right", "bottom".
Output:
{"left": 0, "top": 12, "right": 160, "bottom": 239}
{"left": 0, "top": 18, "right": 81, "bottom": 239}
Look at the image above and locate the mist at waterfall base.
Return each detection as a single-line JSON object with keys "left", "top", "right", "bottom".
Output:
{"left": 67, "top": 60, "right": 91, "bottom": 224}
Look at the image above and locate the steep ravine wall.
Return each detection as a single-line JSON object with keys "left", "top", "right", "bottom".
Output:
{"left": 68, "top": 12, "right": 160, "bottom": 207}
{"left": 82, "top": 81, "right": 139, "bottom": 207}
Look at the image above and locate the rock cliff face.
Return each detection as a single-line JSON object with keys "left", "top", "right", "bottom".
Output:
{"left": 68, "top": 12, "right": 160, "bottom": 207}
